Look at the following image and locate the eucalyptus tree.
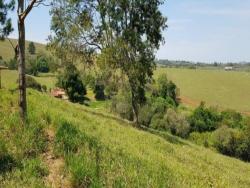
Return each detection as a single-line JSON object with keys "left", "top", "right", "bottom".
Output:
{"left": 0, "top": 0, "right": 15, "bottom": 39}
{"left": 17, "top": 0, "right": 51, "bottom": 121}
{"left": 50, "top": 0, "right": 167, "bottom": 125}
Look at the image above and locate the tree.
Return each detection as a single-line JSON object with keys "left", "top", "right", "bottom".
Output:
{"left": 50, "top": 0, "right": 167, "bottom": 125}
{"left": 28, "top": 41, "right": 36, "bottom": 54}
{"left": 156, "top": 73, "right": 179, "bottom": 106}
{"left": 16, "top": 0, "right": 49, "bottom": 121}
{"left": 2, "top": 0, "right": 50, "bottom": 121}
{"left": 0, "top": 0, "right": 15, "bottom": 39}
{"left": 57, "top": 63, "right": 86, "bottom": 103}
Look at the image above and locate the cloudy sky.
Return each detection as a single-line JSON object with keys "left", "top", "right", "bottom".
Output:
{"left": 9, "top": 0, "right": 250, "bottom": 63}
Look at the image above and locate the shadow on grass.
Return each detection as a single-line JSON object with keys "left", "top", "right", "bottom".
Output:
{"left": 0, "top": 154, "right": 17, "bottom": 174}
{"left": 141, "top": 126, "right": 190, "bottom": 146}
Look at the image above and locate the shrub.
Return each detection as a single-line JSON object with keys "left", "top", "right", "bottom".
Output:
{"left": 26, "top": 58, "right": 39, "bottom": 76}
{"left": 138, "top": 96, "right": 175, "bottom": 127}
{"left": 150, "top": 113, "right": 166, "bottom": 130}
{"left": 57, "top": 64, "right": 87, "bottom": 103}
{"left": 165, "top": 109, "right": 190, "bottom": 138}
{"left": 138, "top": 104, "right": 155, "bottom": 127}
{"left": 28, "top": 42, "right": 36, "bottom": 55}
{"left": 25, "top": 76, "right": 42, "bottom": 91}
{"left": 221, "top": 109, "right": 243, "bottom": 129}
{"left": 213, "top": 126, "right": 241, "bottom": 157}
{"left": 8, "top": 58, "right": 18, "bottom": 70}
{"left": 37, "top": 56, "right": 49, "bottom": 73}
{"left": 189, "top": 132, "right": 213, "bottom": 147}
{"left": 94, "top": 83, "right": 105, "bottom": 100}
{"left": 151, "top": 97, "right": 173, "bottom": 114}
{"left": 189, "top": 102, "right": 221, "bottom": 133}
{"left": 156, "top": 73, "right": 179, "bottom": 105}
{"left": 110, "top": 89, "right": 133, "bottom": 121}
{"left": 41, "top": 85, "right": 47, "bottom": 92}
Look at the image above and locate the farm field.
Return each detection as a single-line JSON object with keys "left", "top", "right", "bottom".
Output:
{"left": 1, "top": 70, "right": 250, "bottom": 187}
{"left": 155, "top": 67, "right": 250, "bottom": 113}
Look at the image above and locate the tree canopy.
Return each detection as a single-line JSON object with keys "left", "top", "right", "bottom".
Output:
{"left": 0, "top": 0, "right": 15, "bottom": 40}
{"left": 50, "top": 0, "right": 167, "bottom": 125}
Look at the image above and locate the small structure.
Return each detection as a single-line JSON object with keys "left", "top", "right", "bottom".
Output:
{"left": 0, "top": 66, "right": 8, "bottom": 89}
{"left": 224, "top": 66, "right": 233, "bottom": 71}
{"left": 51, "top": 88, "right": 68, "bottom": 100}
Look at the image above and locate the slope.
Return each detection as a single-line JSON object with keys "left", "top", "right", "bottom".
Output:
{"left": 0, "top": 38, "right": 47, "bottom": 61}
{"left": 0, "top": 70, "right": 250, "bottom": 187}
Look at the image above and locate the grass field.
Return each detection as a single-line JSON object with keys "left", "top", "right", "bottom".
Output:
{"left": 1, "top": 70, "right": 250, "bottom": 187}
{"left": 155, "top": 67, "right": 250, "bottom": 113}
{"left": 0, "top": 38, "right": 47, "bottom": 61}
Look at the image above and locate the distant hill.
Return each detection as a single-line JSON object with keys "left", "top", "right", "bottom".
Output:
{"left": 0, "top": 38, "right": 47, "bottom": 61}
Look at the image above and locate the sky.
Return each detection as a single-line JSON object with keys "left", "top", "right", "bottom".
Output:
{"left": 8, "top": 0, "right": 250, "bottom": 63}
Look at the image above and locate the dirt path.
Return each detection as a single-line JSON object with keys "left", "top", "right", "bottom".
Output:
{"left": 180, "top": 96, "right": 200, "bottom": 108}
{"left": 43, "top": 129, "right": 71, "bottom": 188}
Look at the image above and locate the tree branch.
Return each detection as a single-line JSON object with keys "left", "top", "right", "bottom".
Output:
{"left": 20, "top": 0, "right": 37, "bottom": 21}
{"left": 6, "top": 37, "right": 16, "bottom": 51}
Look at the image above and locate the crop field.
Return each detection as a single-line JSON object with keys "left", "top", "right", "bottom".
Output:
{"left": 155, "top": 67, "right": 250, "bottom": 113}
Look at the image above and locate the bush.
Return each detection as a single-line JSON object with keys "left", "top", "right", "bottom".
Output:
{"left": 189, "top": 102, "right": 221, "bottom": 133}
{"left": 26, "top": 58, "right": 39, "bottom": 76}
{"left": 156, "top": 73, "right": 179, "bottom": 106}
{"left": 28, "top": 42, "right": 36, "bottom": 55}
{"left": 165, "top": 109, "right": 190, "bottom": 138}
{"left": 213, "top": 126, "right": 241, "bottom": 157}
{"left": 138, "top": 96, "right": 173, "bottom": 127}
{"left": 57, "top": 64, "right": 87, "bottom": 103}
{"left": 189, "top": 132, "right": 213, "bottom": 147}
{"left": 138, "top": 104, "right": 155, "bottom": 126}
{"left": 150, "top": 113, "right": 166, "bottom": 130}
{"left": 110, "top": 89, "right": 133, "bottom": 121}
{"left": 94, "top": 83, "right": 105, "bottom": 100}
{"left": 8, "top": 58, "right": 18, "bottom": 70}
{"left": 25, "top": 76, "right": 42, "bottom": 91}
{"left": 221, "top": 109, "right": 243, "bottom": 129}
{"left": 41, "top": 85, "right": 47, "bottom": 92}
{"left": 37, "top": 56, "right": 49, "bottom": 73}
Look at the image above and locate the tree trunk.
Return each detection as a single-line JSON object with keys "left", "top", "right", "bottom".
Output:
{"left": 131, "top": 90, "right": 139, "bottom": 126}
{"left": 18, "top": 0, "right": 27, "bottom": 121}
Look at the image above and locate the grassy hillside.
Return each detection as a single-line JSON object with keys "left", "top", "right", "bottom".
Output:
{"left": 1, "top": 70, "right": 250, "bottom": 187}
{"left": 0, "top": 38, "right": 47, "bottom": 61}
{"left": 155, "top": 67, "right": 250, "bottom": 113}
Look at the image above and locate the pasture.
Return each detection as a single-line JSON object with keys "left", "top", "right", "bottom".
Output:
{"left": 0, "top": 39, "right": 47, "bottom": 61}
{"left": 155, "top": 67, "right": 250, "bottom": 113}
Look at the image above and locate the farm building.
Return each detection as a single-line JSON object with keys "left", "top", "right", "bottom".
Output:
{"left": 51, "top": 88, "right": 68, "bottom": 100}
{"left": 224, "top": 66, "right": 233, "bottom": 71}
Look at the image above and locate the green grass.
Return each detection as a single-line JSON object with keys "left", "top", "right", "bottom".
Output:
{"left": 1, "top": 70, "right": 250, "bottom": 187}
{"left": 1, "top": 70, "right": 56, "bottom": 90}
{"left": 0, "top": 38, "right": 47, "bottom": 61}
{"left": 155, "top": 67, "right": 250, "bottom": 113}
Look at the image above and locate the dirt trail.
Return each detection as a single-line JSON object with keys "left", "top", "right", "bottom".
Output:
{"left": 43, "top": 129, "right": 71, "bottom": 188}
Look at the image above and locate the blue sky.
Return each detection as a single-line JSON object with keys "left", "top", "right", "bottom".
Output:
{"left": 9, "top": 0, "right": 250, "bottom": 63}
